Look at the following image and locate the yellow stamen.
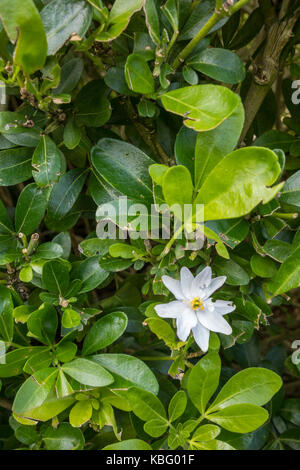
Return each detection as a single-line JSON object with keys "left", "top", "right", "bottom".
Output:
{"left": 190, "top": 297, "right": 204, "bottom": 311}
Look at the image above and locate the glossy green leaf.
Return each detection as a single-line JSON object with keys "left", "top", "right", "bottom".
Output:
{"left": 32, "top": 136, "right": 61, "bottom": 187}
{"left": 75, "top": 80, "right": 111, "bottom": 128}
{"left": 208, "top": 368, "right": 282, "bottom": 412}
{"left": 268, "top": 244, "right": 300, "bottom": 296}
{"left": 188, "top": 48, "right": 245, "bottom": 84}
{"left": 103, "top": 439, "right": 152, "bottom": 450}
{"left": 64, "top": 117, "right": 81, "bottom": 150}
{"left": 0, "top": 285, "right": 13, "bottom": 342}
{"left": 47, "top": 168, "right": 88, "bottom": 220}
{"left": 15, "top": 183, "right": 48, "bottom": 236}
{"left": 82, "top": 312, "right": 128, "bottom": 356}
{"left": 69, "top": 400, "right": 93, "bottom": 427}
{"left": 162, "top": 165, "right": 194, "bottom": 210}
{"left": 96, "top": 0, "right": 144, "bottom": 42}
{"left": 91, "top": 138, "right": 154, "bottom": 204}
{"left": 41, "top": 0, "right": 93, "bottom": 55}
{"left": 13, "top": 368, "right": 58, "bottom": 414}
{"left": 126, "top": 387, "right": 166, "bottom": 421}
{"left": 71, "top": 256, "right": 109, "bottom": 293}
{"left": 208, "top": 404, "right": 269, "bottom": 433}
{"left": 62, "top": 358, "right": 114, "bottom": 387}
{"left": 168, "top": 391, "right": 187, "bottom": 422}
{"left": 250, "top": 254, "right": 277, "bottom": 278}
{"left": 0, "top": 0, "right": 47, "bottom": 74}
{"left": 280, "top": 170, "right": 300, "bottom": 208}
{"left": 92, "top": 354, "right": 159, "bottom": 394}
{"left": 0, "top": 148, "right": 32, "bottom": 186}
{"left": 42, "top": 260, "right": 70, "bottom": 295}
{"left": 194, "top": 100, "right": 244, "bottom": 189}
{"left": 194, "top": 147, "right": 282, "bottom": 220}
{"left": 44, "top": 423, "right": 84, "bottom": 450}
{"left": 125, "top": 54, "right": 155, "bottom": 95}
{"left": 187, "top": 352, "right": 221, "bottom": 415}
{"left": 27, "top": 303, "right": 58, "bottom": 345}
{"left": 161, "top": 85, "right": 240, "bottom": 132}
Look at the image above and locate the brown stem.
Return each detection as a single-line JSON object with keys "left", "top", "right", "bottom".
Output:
{"left": 240, "top": 9, "right": 300, "bottom": 142}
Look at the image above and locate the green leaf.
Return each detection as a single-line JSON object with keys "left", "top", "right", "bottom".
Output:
{"left": 188, "top": 48, "right": 245, "bottom": 84}
{"left": 187, "top": 352, "right": 221, "bottom": 415}
{"left": 250, "top": 254, "right": 277, "bottom": 278}
{"left": 69, "top": 400, "right": 93, "bottom": 427}
{"left": 62, "top": 308, "right": 81, "bottom": 329}
{"left": 214, "top": 258, "right": 249, "bottom": 286}
{"left": 208, "top": 367, "right": 282, "bottom": 412}
{"left": 19, "top": 265, "right": 33, "bottom": 282}
{"left": 144, "top": 418, "right": 168, "bottom": 437}
{"left": 0, "top": 0, "right": 47, "bottom": 74}
{"left": 280, "top": 169, "right": 300, "bottom": 208}
{"left": 92, "top": 354, "right": 159, "bottom": 394}
{"left": 62, "top": 358, "right": 114, "bottom": 387}
{"left": 0, "top": 347, "right": 42, "bottom": 378}
{"left": 71, "top": 256, "right": 109, "bottom": 293}
{"left": 194, "top": 100, "right": 244, "bottom": 189}
{"left": 192, "top": 424, "right": 220, "bottom": 442}
{"left": 146, "top": 317, "right": 177, "bottom": 349}
{"left": 96, "top": 0, "right": 144, "bottom": 42}
{"left": 14, "top": 393, "right": 75, "bottom": 423}
{"left": 42, "top": 260, "right": 70, "bottom": 296}
{"left": 82, "top": 312, "right": 128, "bottom": 356}
{"left": 103, "top": 439, "right": 152, "bottom": 450}
{"left": 35, "top": 242, "right": 64, "bottom": 259}
{"left": 15, "top": 183, "right": 48, "bottom": 236}
{"left": 44, "top": 423, "right": 84, "bottom": 450}
{"left": 91, "top": 138, "right": 154, "bottom": 204}
{"left": 268, "top": 244, "right": 300, "bottom": 296}
{"left": 174, "top": 127, "right": 196, "bottom": 181}
{"left": 41, "top": 0, "right": 93, "bottom": 55}
{"left": 75, "top": 80, "right": 111, "bottom": 128}
{"left": 0, "top": 148, "right": 32, "bottom": 186}
{"left": 207, "top": 404, "right": 269, "bottom": 433}
{"left": 32, "top": 136, "right": 61, "bottom": 187}
{"left": 162, "top": 165, "right": 194, "bottom": 210}
{"left": 47, "top": 168, "right": 88, "bottom": 220}
{"left": 27, "top": 303, "right": 58, "bottom": 345}
{"left": 126, "top": 387, "right": 167, "bottom": 421}
{"left": 194, "top": 147, "right": 282, "bottom": 221}
{"left": 13, "top": 368, "right": 58, "bottom": 414}
{"left": 161, "top": 84, "right": 240, "bottom": 132}
{"left": 144, "top": 0, "right": 160, "bottom": 45}
{"left": 168, "top": 391, "right": 187, "bottom": 422}
{"left": 0, "top": 286, "right": 13, "bottom": 342}
{"left": 64, "top": 117, "right": 81, "bottom": 150}
{"left": 125, "top": 54, "right": 155, "bottom": 95}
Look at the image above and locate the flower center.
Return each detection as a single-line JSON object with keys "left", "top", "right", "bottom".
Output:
{"left": 190, "top": 297, "right": 204, "bottom": 311}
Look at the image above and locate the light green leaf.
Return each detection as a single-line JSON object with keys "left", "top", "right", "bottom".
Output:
{"left": 187, "top": 352, "right": 221, "bottom": 415}
{"left": 162, "top": 165, "right": 194, "bottom": 210}
{"left": 13, "top": 368, "right": 58, "bottom": 414}
{"left": 268, "top": 244, "right": 300, "bottom": 296}
{"left": 0, "top": 0, "right": 47, "bottom": 74}
{"left": 69, "top": 400, "right": 93, "bottom": 427}
{"left": 125, "top": 54, "right": 155, "bottom": 94}
{"left": 44, "top": 423, "right": 84, "bottom": 450}
{"left": 103, "top": 439, "right": 152, "bottom": 450}
{"left": 168, "top": 391, "right": 187, "bottom": 422}
{"left": 62, "top": 358, "right": 114, "bottom": 387}
{"left": 91, "top": 354, "right": 159, "bottom": 394}
{"left": 161, "top": 85, "right": 240, "bottom": 132}
{"left": 96, "top": 0, "right": 144, "bottom": 42}
{"left": 208, "top": 367, "right": 282, "bottom": 412}
{"left": 207, "top": 404, "right": 269, "bottom": 433}
{"left": 126, "top": 387, "right": 167, "bottom": 421}
{"left": 194, "top": 147, "right": 282, "bottom": 221}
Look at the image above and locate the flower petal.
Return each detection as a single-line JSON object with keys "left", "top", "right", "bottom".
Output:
{"left": 192, "top": 322, "right": 210, "bottom": 352}
{"left": 197, "top": 310, "right": 232, "bottom": 335}
{"left": 204, "top": 276, "right": 226, "bottom": 298}
{"left": 176, "top": 307, "right": 197, "bottom": 341}
{"left": 190, "top": 266, "right": 212, "bottom": 298}
{"left": 155, "top": 301, "right": 183, "bottom": 319}
{"left": 213, "top": 300, "right": 236, "bottom": 315}
{"left": 180, "top": 267, "right": 194, "bottom": 298}
{"left": 161, "top": 275, "right": 185, "bottom": 300}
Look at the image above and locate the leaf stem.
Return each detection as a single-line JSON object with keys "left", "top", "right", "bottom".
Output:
{"left": 171, "top": 0, "right": 250, "bottom": 71}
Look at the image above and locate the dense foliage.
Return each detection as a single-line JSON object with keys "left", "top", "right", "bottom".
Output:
{"left": 0, "top": 0, "right": 299, "bottom": 451}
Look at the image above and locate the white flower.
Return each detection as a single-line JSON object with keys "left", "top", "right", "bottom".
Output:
{"left": 154, "top": 267, "right": 235, "bottom": 352}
